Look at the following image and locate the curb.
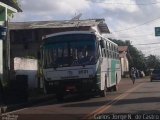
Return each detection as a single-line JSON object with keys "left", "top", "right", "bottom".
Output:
{"left": 0, "top": 94, "right": 55, "bottom": 114}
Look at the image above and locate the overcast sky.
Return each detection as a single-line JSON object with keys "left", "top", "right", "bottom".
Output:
{"left": 11, "top": 0, "right": 160, "bottom": 56}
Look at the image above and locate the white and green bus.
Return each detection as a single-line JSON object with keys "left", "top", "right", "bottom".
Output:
{"left": 40, "top": 31, "right": 121, "bottom": 100}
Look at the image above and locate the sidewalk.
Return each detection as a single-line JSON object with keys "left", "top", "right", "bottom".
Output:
{"left": 0, "top": 94, "right": 55, "bottom": 114}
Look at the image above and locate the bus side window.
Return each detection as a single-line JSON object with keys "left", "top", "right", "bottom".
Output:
{"left": 114, "top": 52, "right": 116, "bottom": 59}
{"left": 106, "top": 41, "right": 109, "bottom": 58}
{"left": 100, "top": 46, "right": 103, "bottom": 57}
{"left": 103, "top": 41, "right": 107, "bottom": 57}
{"left": 111, "top": 51, "right": 113, "bottom": 58}
{"left": 100, "top": 39, "right": 106, "bottom": 58}
{"left": 96, "top": 41, "right": 101, "bottom": 59}
{"left": 114, "top": 46, "right": 117, "bottom": 59}
{"left": 108, "top": 43, "right": 110, "bottom": 58}
{"left": 117, "top": 53, "right": 119, "bottom": 59}
{"left": 100, "top": 46, "right": 104, "bottom": 57}
{"left": 116, "top": 47, "right": 119, "bottom": 59}
{"left": 105, "top": 42, "right": 108, "bottom": 58}
{"left": 113, "top": 46, "right": 115, "bottom": 59}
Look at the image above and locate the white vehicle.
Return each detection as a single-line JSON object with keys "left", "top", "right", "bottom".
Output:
{"left": 40, "top": 31, "right": 121, "bottom": 100}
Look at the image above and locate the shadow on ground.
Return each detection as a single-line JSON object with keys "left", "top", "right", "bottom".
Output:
{"left": 62, "top": 97, "right": 160, "bottom": 108}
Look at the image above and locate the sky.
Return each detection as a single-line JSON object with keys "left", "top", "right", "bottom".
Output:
{"left": 11, "top": 0, "right": 160, "bottom": 56}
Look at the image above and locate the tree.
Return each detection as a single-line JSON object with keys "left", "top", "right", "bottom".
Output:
{"left": 145, "top": 55, "right": 160, "bottom": 69}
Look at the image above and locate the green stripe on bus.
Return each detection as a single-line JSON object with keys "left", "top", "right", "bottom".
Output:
{"left": 111, "top": 60, "right": 119, "bottom": 84}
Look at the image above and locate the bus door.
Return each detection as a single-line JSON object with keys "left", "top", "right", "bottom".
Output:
{"left": 99, "top": 39, "right": 108, "bottom": 89}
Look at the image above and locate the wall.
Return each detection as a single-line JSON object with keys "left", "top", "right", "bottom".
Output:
{"left": 14, "top": 57, "right": 38, "bottom": 89}
{"left": 120, "top": 52, "right": 129, "bottom": 77}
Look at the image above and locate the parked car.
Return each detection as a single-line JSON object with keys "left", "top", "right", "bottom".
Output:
{"left": 150, "top": 69, "right": 160, "bottom": 82}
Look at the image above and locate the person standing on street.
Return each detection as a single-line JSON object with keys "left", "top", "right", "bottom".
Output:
{"left": 131, "top": 67, "right": 136, "bottom": 84}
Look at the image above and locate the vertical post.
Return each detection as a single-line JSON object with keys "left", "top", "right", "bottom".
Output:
{"left": 0, "top": 26, "right": 7, "bottom": 104}
{"left": 0, "top": 6, "right": 6, "bottom": 81}
{"left": 0, "top": 35, "right": 3, "bottom": 81}
{"left": 0, "top": 26, "right": 7, "bottom": 80}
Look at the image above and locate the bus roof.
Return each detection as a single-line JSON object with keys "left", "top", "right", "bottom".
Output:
{"left": 96, "top": 34, "right": 118, "bottom": 46}
{"left": 42, "top": 31, "right": 95, "bottom": 40}
{"left": 42, "top": 30, "right": 118, "bottom": 46}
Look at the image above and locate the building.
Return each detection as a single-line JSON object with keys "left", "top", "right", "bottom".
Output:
{"left": 118, "top": 46, "right": 129, "bottom": 77}
{"left": 0, "top": 0, "right": 21, "bottom": 82}
{"left": 0, "top": 0, "right": 21, "bottom": 103}
{"left": 8, "top": 19, "right": 110, "bottom": 88}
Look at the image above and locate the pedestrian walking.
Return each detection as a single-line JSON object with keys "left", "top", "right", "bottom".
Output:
{"left": 131, "top": 67, "right": 136, "bottom": 84}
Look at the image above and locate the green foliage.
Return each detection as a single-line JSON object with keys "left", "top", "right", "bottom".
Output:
{"left": 13, "top": 0, "right": 18, "bottom": 4}
{"left": 145, "top": 55, "right": 160, "bottom": 69}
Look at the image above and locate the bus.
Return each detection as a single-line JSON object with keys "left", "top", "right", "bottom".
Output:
{"left": 40, "top": 31, "right": 121, "bottom": 100}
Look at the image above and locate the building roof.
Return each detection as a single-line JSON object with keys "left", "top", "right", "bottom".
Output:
{"left": 9, "top": 19, "right": 110, "bottom": 34}
{"left": 118, "top": 46, "right": 128, "bottom": 52}
{"left": 0, "top": 0, "right": 22, "bottom": 12}
{"left": 119, "top": 52, "right": 127, "bottom": 58}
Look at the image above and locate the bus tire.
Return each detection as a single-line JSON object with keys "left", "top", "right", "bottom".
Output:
{"left": 100, "top": 80, "right": 107, "bottom": 97}
{"left": 113, "top": 75, "right": 118, "bottom": 91}
{"left": 113, "top": 84, "right": 118, "bottom": 91}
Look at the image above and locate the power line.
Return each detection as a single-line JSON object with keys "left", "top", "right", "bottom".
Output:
{"left": 111, "top": 16, "right": 160, "bottom": 33}
{"left": 117, "top": 33, "right": 154, "bottom": 38}
{"left": 86, "top": 0, "right": 160, "bottom": 33}
{"left": 86, "top": 0, "right": 160, "bottom": 5}
{"left": 140, "top": 46, "right": 160, "bottom": 51}
{"left": 134, "top": 42, "right": 160, "bottom": 46}
{"left": 142, "top": 47, "right": 160, "bottom": 53}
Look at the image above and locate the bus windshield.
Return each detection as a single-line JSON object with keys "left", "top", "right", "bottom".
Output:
{"left": 42, "top": 34, "right": 97, "bottom": 68}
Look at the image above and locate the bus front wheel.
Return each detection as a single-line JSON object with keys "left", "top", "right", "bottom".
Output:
{"left": 100, "top": 81, "right": 107, "bottom": 97}
{"left": 113, "top": 84, "right": 118, "bottom": 91}
{"left": 113, "top": 75, "right": 118, "bottom": 91}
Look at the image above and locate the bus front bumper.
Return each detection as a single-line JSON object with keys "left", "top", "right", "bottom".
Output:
{"left": 44, "top": 78, "right": 99, "bottom": 94}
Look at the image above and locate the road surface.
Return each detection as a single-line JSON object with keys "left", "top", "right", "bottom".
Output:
{"left": 1, "top": 77, "right": 160, "bottom": 120}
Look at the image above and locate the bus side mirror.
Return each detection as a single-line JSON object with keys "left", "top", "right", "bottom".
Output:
{"left": 37, "top": 51, "right": 41, "bottom": 60}
{"left": 100, "top": 39, "right": 105, "bottom": 48}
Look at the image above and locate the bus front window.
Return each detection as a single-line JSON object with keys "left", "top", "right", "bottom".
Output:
{"left": 43, "top": 34, "right": 97, "bottom": 68}
{"left": 70, "top": 41, "right": 96, "bottom": 66}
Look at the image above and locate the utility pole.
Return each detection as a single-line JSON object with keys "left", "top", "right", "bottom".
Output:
{"left": 0, "top": 0, "right": 21, "bottom": 105}
{"left": 0, "top": 24, "right": 7, "bottom": 105}
{"left": 0, "top": 5, "right": 7, "bottom": 104}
